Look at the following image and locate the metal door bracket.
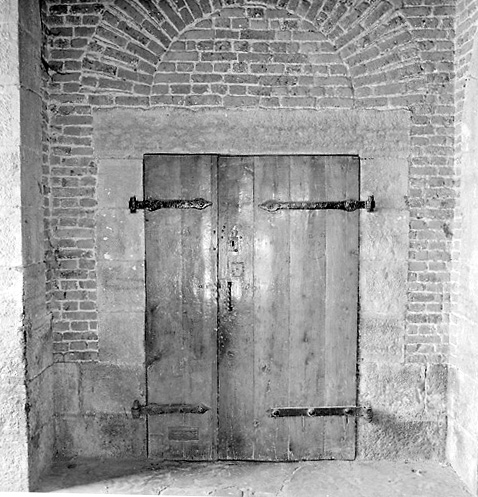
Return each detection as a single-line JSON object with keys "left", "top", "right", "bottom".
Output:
{"left": 129, "top": 196, "right": 212, "bottom": 213}
{"left": 269, "top": 405, "right": 373, "bottom": 422}
{"left": 259, "top": 195, "right": 375, "bottom": 213}
{"left": 131, "top": 400, "right": 210, "bottom": 418}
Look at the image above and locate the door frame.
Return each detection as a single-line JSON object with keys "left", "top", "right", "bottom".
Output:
{"left": 143, "top": 153, "right": 361, "bottom": 460}
{"left": 93, "top": 107, "right": 410, "bottom": 459}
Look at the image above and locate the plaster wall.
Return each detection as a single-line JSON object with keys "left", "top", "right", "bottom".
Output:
{"left": 53, "top": 106, "right": 444, "bottom": 459}
{"left": 0, "top": 0, "right": 29, "bottom": 487}
{"left": 448, "top": 15, "right": 478, "bottom": 494}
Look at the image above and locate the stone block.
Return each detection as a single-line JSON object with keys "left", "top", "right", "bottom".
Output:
{"left": 0, "top": 435, "right": 28, "bottom": 492}
{"left": 0, "top": 148, "right": 20, "bottom": 206}
{"left": 359, "top": 210, "right": 408, "bottom": 319}
{"left": 98, "top": 311, "right": 145, "bottom": 366}
{"left": 97, "top": 260, "right": 145, "bottom": 312}
{"left": 27, "top": 366, "right": 53, "bottom": 432}
{"left": 447, "top": 419, "right": 478, "bottom": 495}
{"left": 360, "top": 258, "right": 407, "bottom": 319}
{"left": 0, "top": 268, "right": 25, "bottom": 378}
{"left": 28, "top": 418, "right": 54, "bottom": 490}
{"left": 0, "top": 376, "right": 27, "bottom": 436}
{"left": 0, "top": 0, "right": 18, "bottom": 24}
{"left": 22, "top": 207, "right": 45, "bottom": 265}
{"left": 360, "top": 158, "right": 408, "bottom": 211}
{"left": 54, "top": 363, "right": 80, "bottom": 415}
{"left": 359, "top": 317, "right": 404, "bottom": 363}
{"left": 27, "top": 367, "right": 54, "bottom": 487}
{"left": 19, "top": 87, "right": 42, "bottom": 152}
{"left": 23, "top": 263, "right": 47, "bottom": 322}
{"left": 425, "top": 364, "right": 447, "bottom": 417}
{"left": 0, "top": 86, "right": 20, "bottom": 149}
{"left": 18, "top": 0, "right": 41, "bottom": 36}
{"left": 359, "top": 362, "right": 426, "bottom": 419}
{"left": 357, "top": 415, "right": 446, "bottom": 460}
{"left": 93, "top": 108, "right": 410, "bottom": 158}
{"left": 97, "top": 209, "right": 144, "bottom": 262}
{"left": 97, "top": 158, "right": 142, "bottom": 208}
{"left": 457, "top": 213, "right": 478, "bottom": 316}
{"left": 450, "top": 318, "right": 478, "bottom": 379}
{"left": 0, "top": 266, "right": 23, "bottom": 300}
{"left": 20, "top": 148, "right": 43, "bottom": 208}
{"left": 26, "top": 315, "right": 52, "bottom": 380}
{"left": 0, "top": 206, "right": 22, "bottom": 266}
{"left": 55, "top": 413, "right": 147, "bottom": 459}
{"left": 19, "top": 26, "right": 41, "bottom": 93}
{"left": 0, "top": 324, "right": 24, "bottom": 378}
{"left": 0, "top": 22, "right": 19, "bottom": 86}
{"left": 448, "top": 366, "right": 478, "bottom": 438}
{"left": 80, "top": 363, "right": 145, "bottom": 414}
{"left": 361, "top": 210, "right": 409, "bottom": 263}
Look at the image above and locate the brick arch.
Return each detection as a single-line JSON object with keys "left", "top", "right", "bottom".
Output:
{"left": 79, "top": 0, "right": 422, "bottom": 108}
{"left": 43, "top": 0, "right": 455, "bottom": 369}
{"left": 150, "top": 6, "right": 353, "bottom": 108}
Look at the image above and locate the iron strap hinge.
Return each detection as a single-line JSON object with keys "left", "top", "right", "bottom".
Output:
{"left": 131, "top": 400, "right": 210, "bottom": 419}
{"left": 129, "top": 196, "right": 212, "bottom": 213}
{"left": 269, "top": 405, "right": 373, "bottom": 422}
{"left": 259, "top": 195, "right": 375, "bottom": 213}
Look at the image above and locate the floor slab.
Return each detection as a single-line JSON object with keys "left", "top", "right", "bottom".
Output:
{"left": 36, "top": 458, "right": 472, "bottom": 496}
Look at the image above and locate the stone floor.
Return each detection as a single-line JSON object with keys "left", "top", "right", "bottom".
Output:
{"left": 36, "top": 458, "right": 473, "bottom": 496}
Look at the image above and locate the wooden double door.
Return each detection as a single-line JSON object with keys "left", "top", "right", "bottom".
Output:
{"left": 144, "top": 154, "right": 359, "bottom": 461}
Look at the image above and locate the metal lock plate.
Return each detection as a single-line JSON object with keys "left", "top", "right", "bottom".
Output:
{"left": 230, "top": 262, "right": 244, "bottom": 277}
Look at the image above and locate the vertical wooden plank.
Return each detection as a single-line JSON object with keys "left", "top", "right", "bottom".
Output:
{"left": 179, "top": 157, "right": 218, "bottom": 460}
{"left": 144, "top": 154, "right": 359, "bottom": 462}
{"left": 323, "top": 155, "right": 359, "bottom": 460}
{"left": 253, "top": 156, "right": 291, "bottom": 461}
{"left": 144, "top": 154, "right": 217, "bottom": 460}
{"left": 287, "top": 156, "right": 327, "bottom": 460}
{"left": 217, "top": 156, "right": 255, "bottom": 460}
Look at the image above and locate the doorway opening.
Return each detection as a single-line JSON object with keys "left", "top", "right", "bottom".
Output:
{"left": 143, "top": 155, "right": 360, "bottom": 461}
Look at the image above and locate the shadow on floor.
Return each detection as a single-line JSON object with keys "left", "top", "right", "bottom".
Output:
{"left": 36, "top": 458, "right": 472, "bottom": 496}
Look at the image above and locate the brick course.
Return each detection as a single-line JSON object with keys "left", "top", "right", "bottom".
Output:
{"left": 43, "top": 0, "right": 455, "bottom": 364}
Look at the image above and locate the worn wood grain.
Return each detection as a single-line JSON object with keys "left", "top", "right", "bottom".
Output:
{"left": 287, "top": 156, "right": 327, "bottom": 460}
{"left": 144, "top": 154, "right": 217, "bottom": 460}
{"left": 144, "top": 154, "right": 359, "bottom": 461}
{"left": 217, "top": 156, "right": 255, "bottom": 460}
{"left": 323, "top": 156, "right": 359, "bottom": 460}
{"left": 253, "top": 156, "right": 291, "bottom": 460}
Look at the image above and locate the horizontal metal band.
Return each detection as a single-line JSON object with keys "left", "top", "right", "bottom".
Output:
{"left": 131, "top": 400, "right": 210, "bottom": 418}
{"left": 269, "top": 405, "right": 373, "bottom": 422}
{"left": 129, "top": 196, "right": 212, "bottom": 213}
{"left": 259, "top": 195, "right": 375, "bottom": 213}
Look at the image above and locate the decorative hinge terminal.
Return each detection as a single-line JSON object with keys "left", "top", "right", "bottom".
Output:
{"left": 129, "top": 196, "right": 212, "bottom": 213}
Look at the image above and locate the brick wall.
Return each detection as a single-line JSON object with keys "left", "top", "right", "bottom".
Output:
{"left": 42, "top": 0, "right": 455, "bottom": 365}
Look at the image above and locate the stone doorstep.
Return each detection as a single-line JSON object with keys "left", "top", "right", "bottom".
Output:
{"left": 36, "top": 459, "right": 472, "bottom": 497}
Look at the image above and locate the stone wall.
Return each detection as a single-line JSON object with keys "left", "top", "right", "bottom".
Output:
{"left": 0, "top": 0, "right": 29, "bottom": 489}
{"left": 43, "top": 0, "right": 453, "bottom": 460}
{"left": 0, "top": 0, "right": 53, "bottom": 491}
{"left": 22, "top": 0, "right": 55, "bottom": 487}
{"left": 448, "top": 0, "right": 478, "bottom": 494}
